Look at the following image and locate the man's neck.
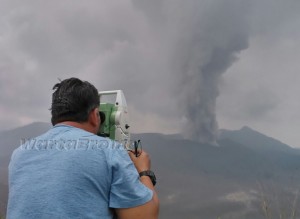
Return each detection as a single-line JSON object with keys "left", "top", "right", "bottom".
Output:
{"left": 59, "top": 121, "right": 96, "bottom": 134}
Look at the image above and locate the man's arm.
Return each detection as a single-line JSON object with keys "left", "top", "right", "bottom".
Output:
{"left": 115, "top": 151, "right": 159, "bottom": 219}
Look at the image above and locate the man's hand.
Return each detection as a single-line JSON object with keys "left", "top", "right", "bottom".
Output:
{"left": 128, "top": 150, "right": 151, "bottom": 173}
{"left": 115, "top": 150, "right": 159, "bottom": 219}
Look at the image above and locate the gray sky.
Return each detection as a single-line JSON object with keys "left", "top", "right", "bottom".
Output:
{"left": 0, "top": 0, "right": 300, "bottom": 147}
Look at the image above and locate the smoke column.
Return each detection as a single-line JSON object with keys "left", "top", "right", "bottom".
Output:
{"left": 176, "top": 1, "right": 250, "bottom": 144}
{"left": 131, "top": 0, "right": 251, "bottom": 144}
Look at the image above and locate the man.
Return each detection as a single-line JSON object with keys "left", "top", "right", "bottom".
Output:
{"left": 7, "top": 78, "right": 159, "bottom": 219}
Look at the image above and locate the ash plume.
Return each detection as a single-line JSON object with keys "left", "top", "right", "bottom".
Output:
{"left": 176, "top": 4, "right": 250, "bottom": 145}
{"left": 132, "top": 0, "right": 251, "bottom": 144}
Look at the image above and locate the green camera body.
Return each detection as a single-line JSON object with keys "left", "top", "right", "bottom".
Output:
{"left": 98, "top": 90, "right": 130, "bottom": 148}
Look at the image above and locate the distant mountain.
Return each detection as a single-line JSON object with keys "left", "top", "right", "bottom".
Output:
{"left": 220, "top": 126, "right": 300, "bottom": 173}
{"left": 219, "top": 126, "right": 293, "bottom": 152}
{"left": 1, "top": 123, "right": 300, "bottom": 219}
{"left": 133, "top": 132, "right": 300, "bottom": 218}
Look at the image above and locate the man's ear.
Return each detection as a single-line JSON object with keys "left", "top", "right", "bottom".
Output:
{"left": 89, "top": 108, "right": 100, "bottom": 128}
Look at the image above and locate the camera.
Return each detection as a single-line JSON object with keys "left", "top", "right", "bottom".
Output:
{"left": 97, "top": 90, "right": 130, "bottom": 148}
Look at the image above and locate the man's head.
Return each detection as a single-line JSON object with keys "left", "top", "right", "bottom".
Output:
{"left": 51, "top": 78, "right": 100, "bottom": 132}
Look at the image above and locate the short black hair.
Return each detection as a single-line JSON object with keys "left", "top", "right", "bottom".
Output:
{"left": 51, "top": 78, "right": 100, "bottom": 125}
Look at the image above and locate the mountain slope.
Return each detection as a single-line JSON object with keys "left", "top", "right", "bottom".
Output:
{"left": 219, "top": 126, "right": 300, "bottom": 172}
{"left": 219, "top": 126, "right": 293, "bottom": 152}
{"left": 133, "top": 131, "right": 300, "bottom": 218}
